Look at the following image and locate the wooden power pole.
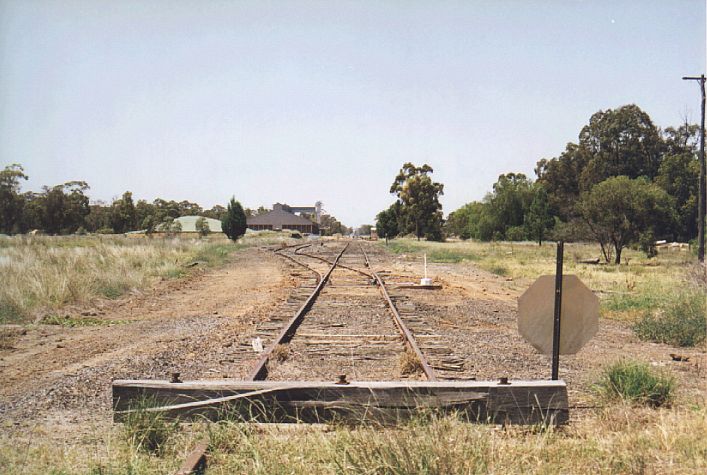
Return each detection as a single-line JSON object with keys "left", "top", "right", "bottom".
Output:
{"left": 683, "top": 74, "right": 706, "bottom": 263}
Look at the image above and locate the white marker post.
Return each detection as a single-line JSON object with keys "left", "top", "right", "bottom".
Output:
{"left": 420, "top": 253, "right": 433, "bottom": 286}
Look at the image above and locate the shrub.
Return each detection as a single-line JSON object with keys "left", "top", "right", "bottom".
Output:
{"left": 222, "top": 197, "right": 247, "bottom": 241}
{"left": 596, "top": 360, "right": 676, "bottom": 407}
{"left": 634, "top": 291, "right": 706, "bottom": 347}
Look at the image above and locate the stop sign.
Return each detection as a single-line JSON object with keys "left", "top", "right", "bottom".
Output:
{"left": 518, "top": 275, "right": 599, "bottom": 355}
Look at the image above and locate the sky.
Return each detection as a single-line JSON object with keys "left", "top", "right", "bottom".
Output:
{"left": 0, "top": 0, "right": 705, "bottom": 227}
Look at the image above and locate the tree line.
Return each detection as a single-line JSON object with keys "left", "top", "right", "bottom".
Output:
{"left": 0, "top": 166, "right": 230, "bottom": 235}
{"left": 378, "top": 105, "right": 702, "bottom": 263}
{"left": 0, "top": 165, "right": 351, "bottom": 237}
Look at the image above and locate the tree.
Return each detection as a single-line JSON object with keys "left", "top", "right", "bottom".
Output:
{"left": 0, "top": 164, "right": 28, "bottom": 234}
{"left": 471, "top": 173, "right": 534, "bottom": 241}
{"left": 445, "top": 204, "right": 473, "bottom": 239}
{"left": 357, "top": 224, "right": 372, "bottom": 236}
{"left": 488, "top": 173, "right": 534, "bottom": 231}
{"left": 110, "top": 191, "right": 137, "bottom": 234}
{"left": 655, "top": 152, "right": 700, "bottom": 241}
{"left": 578, "top": 105, "right": 663, "bottom": 190}
{"left": 320, "top": 214, "right": 350, "bottom": 236}
{"left": 161, "top": 217, "right": 182, "bottom": 238}
{"left": 195, "top": 216, "right": 210, "bottom": 238}
{"left": 221, "top": 198, "right": 247, "bottom": 241}
{"left": 578, "top": 176, "right": 676, "bottom": 264}
{"left": 535, "top": 143, "right": 590, "bottom": 221}
{"left": 389, "top": 163, "right": 444, "bottom": 241}
{"left": 376, "top": 205, "right": 400, "bottom": 244}
{"left": 525, "top": 185, "right": 554, "bottom": 245}
{"left": 135, "top": 200, "right": 157, "bottom": 230}
{"left": 203, "top": 205, "right": 227, "bottom": 220}
{"left": 38, "top": 181, "right": 90, "bottom": 234}
{"left": 177, "top": 200, "right": 203, "bottom": 216}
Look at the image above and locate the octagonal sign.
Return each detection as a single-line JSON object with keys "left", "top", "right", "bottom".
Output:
{"left": 518, "top": 275, "right": 599, "bottom": 355}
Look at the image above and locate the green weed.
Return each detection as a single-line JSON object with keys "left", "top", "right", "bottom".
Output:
{"left": 596, "top": 360, "right": 676, "bottom": 407}
{"left": 487, "top": 264, "right": 509, "bottom": 276}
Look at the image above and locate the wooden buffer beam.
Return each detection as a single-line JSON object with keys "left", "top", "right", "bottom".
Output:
{"left": 112, "top": 379, "right": 569, "bottom": 426}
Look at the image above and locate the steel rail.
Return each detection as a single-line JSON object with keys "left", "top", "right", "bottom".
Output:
{"left": 358, "top": 243, "right": 437, "bottom": 381}
{"left": 174, "top": 440, "right": 209, "bottom": 475}
{"left": 172, "top": 241, "right": 422, "bottom": 475}
{"left": 247, "top": 241, "right": 350, "bottom": 381}
{"left": 274, "top": 243, "right": 323, "bottom": 281}
{"left": 294, "top": 246, "right": 374, "bottom": 278}
{"left": 172, "top": 243, "right": 322, "bottom": 475}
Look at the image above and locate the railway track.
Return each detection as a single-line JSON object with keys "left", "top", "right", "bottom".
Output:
{"left": 174, "top": 239, "right": 440, "bottom": 474}
{"left": 118, "top": 239, "right": 568, "bottom": 475}
{"left": 248, "top": 240, "right": 437, "bottom": 382}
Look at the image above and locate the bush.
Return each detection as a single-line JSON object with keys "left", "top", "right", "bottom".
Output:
{"left": 634, "top": 291, "right": 706, "bottom": 347}
{"left": 596, "top": 360, "right": 676, "bottom": 407}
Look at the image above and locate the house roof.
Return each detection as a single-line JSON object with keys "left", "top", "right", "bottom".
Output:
{"left": 247, "top": 209, "right": 316, "bottom": 226}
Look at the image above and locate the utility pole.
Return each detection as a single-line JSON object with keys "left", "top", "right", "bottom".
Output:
{"left": 683, "top": 74, "right": 706, "bottom": 263}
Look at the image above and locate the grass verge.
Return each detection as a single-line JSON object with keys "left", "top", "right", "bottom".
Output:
{"left": 633, "top": 291, "right": 706, "bottom": 347}
{"left": 2, "top": 401, "right": 706, "bottom": 473}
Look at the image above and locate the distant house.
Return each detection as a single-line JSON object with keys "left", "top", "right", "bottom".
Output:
{"left": 160, "top": 216, "right": 223, "bottom": 234}
{"left": 126, "top": 215, "right": 224, "bottom": 238}
{"left": 247, "top": 203, "right": 319, "bottom": 234}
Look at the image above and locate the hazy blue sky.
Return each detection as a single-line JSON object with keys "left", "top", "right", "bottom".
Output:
{"left": 0, "top": 1, "right": 704, "bottom": 226}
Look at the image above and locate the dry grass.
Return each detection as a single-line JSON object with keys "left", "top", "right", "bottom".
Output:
{"left": 399, "top": 347, "right": 424, "bottom": 375}
{"left": 385, "top": 239, "right": 703, "bottom": 321}
{"left": 272, "top": 343, "right": 290, "bottom": 363}
{"left": 0, "top": 232, "right": 297, "bottom": 324}
{"left": 2, "top": 403, "right": 705, "bottom": 474}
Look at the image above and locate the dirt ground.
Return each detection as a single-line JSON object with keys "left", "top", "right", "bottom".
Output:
{"left": 1, "top": 241, "right": 705, "bottom": 450}
{"left": 0, "top": 247, "right": 292, "bottom": 441}
{"left": 372, "top": 247, "right": 706, "bottom": 407}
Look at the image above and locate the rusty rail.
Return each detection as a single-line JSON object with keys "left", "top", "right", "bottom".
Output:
{"left": 358, "top": 243, "right": 437, "bottom": 381}
{"left": 173, "top": 240, "right": 428, "bottom": 474}
{"left": 295, "top": 245, "right": 373, "bottom": 278}
{"left": 247, "top": 241, "right": 350, "bottom": 381}
{"left": 174, "top": 440, "right": 208, "bottom": 475}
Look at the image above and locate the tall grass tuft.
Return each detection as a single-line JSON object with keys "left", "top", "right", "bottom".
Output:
{"left": 122, "top": 397, "right": 179, "bottom": 454}
{"left": 633, "top": 291, "right": 706, "bottom": 347}
{"left": 399, "top": 347, "right": 423, "bottom": 375}
{"left": 336, "top": 416, "right": 491, "bottom": 474}
{"left": 596, "top": 360, "right": 676, "bottom": 408}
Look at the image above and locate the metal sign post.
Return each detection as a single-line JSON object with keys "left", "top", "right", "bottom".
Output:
{"left": 551, "top": 241, "right": 564, "bottom": 380}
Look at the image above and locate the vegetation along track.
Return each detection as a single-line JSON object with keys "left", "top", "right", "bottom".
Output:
{"left": 247, "top": 240, "right": 465, "bottom": 382}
